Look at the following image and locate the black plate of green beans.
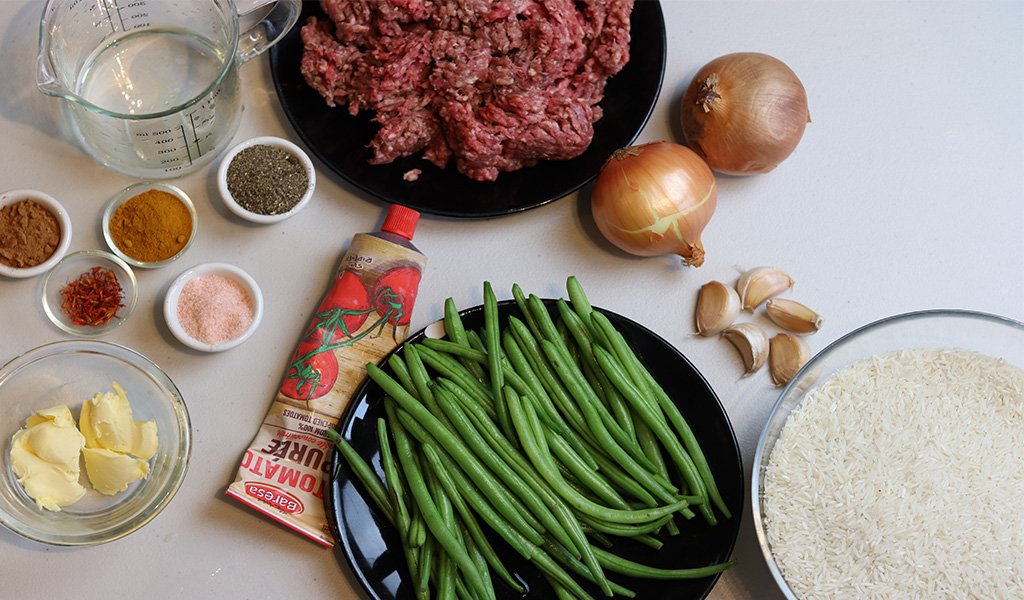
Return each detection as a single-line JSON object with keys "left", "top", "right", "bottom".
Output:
{"left": 327, "top": 296, "right": 743, "bottom": 600}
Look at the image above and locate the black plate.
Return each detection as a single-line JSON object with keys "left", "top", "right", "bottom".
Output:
{"left": 268, "top": 2, "right": 667, "bottom": 218}
{"left": 327, "top": 300, "right": 743, "bottom": 600}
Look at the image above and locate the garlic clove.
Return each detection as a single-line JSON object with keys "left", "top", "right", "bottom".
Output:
{"left": 765, "top": 298, "right": 824, "bottom": 334}
{"left": 722, "top": 322, "right": 769, "bottom": 375}
{"left": 736, "top": 267, "right": 794, "bottom": 311}
{"left": 695, "top": 280, "right": 741, "bottom": 336}
{"left": 769, "top": 333, "right": 810, "bottom": 386}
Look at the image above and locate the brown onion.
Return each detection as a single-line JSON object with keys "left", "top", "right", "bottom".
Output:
{"left": 591, "top": 141, "right": 717, "bottom": 267}
{"left": 681, "top": 52, "right": 810, "bottom": 175}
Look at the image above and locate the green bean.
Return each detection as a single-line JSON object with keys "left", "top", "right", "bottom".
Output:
{"left": 592, "top": 344, "right": 713, "bottom": 524}
{"left": 436, "top": 552, "right": 455, "bottom": 600}
{"left": 416, "top": 344, "right": 493, "bottom": 408}
{"left": 383, "top": 400, "right": 428, "bottom": 548}
{"left": 512, "top": 391, "right": 691, "bottom": 525}
{"left": 641, "top": 367, "right": 731, "bottom": 520}
{"left": 593, "top": 547, "right": 736, "bottom": 580}
{"left": 512, "top": 282, "right": 543, "bottom": 341}
{"left": 376, "top": 419, "right": 410, "bottom": 534}
{"left": 404, "top": 344, "right": 443, "bottom": 416}
{"left": 566, "top": 275, "right": 594, "bottom": 332}
{"left": 448, "top": 383, "right": 591, "bottom": 561}
{"left": 591, "top": 311, "right": 731, "bottom": 520}
{"left": 545, "top": 427, "right": 628, "bottom": 509}
{"left": 324, "top": 428, "right": 394, "bottom": 525}
{"left": 422, "top": 444, "right": 524, "bottom": 594}
{"left": 417, "top": 535, "right": 435, "bottom": 599}
{"left": 422, "top": 337, "right": 486, "bottom": 362}
{"left": 389, "top": 406, "right": 489, "bottom": 600}
{"left": 578, "top": 513, "right": 671, "bottom": 537}
{"left": 462, "top": 525, "right": 494, "bottom": 600}
{"left": 422, "top": 337, "right": 538, "bottom": 416}
{"left": 368, "top": 363, "right": 545, "bottom": 545}
{"left": 483, "top": 281, "right": 509, "bottom": 436}
{"left": 632, "top": 417, "right": 680, "bottom": 535}
{"left": 541, "top": 541, "right": 635, "bottom": 598}
{"left": 539, "top": 338, "right": 666, "bottom": 477}
{"left": 438, "top": 377, "right": 497, "bottom": 422}
{"left": 539, "top": 337, "right": 653, "bottom": 469}
{"left": 589, "top": 341, "right": 716, "bottom": 524}
{"left": 374, "top": 419, "right": 429, "bottom": 599}
{"left": 445, "top": 297, "right": 487, "bottom": 381}
{"left": 425, "top": 457, "right": 462, "bottom": 600}
{"left": 433, "top": 385, "right": 576, "bottom": 553}
{"left": 387, "top": 352, "right": 419, "bottom": 401}
{"left": 419, "top": 434, "right": 540, "bottom": 563}
{"left": 579, "top": 438, "right": 661, "bottom": 507}
{"left": 508, "top": 316, "right": 589, "bottom": 435}
{"left": 502, "top": 329, "right": 591, "bottom": 459}
{"left": 557, "top": 301, "right": 636, "bottom": 443}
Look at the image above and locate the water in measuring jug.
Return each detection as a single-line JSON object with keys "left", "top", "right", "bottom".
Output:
{"left": 78, "top": 29, "right": 224, "bottom": 114}
{"left": 70, "top": 28, "right": 240, "bottom": 177}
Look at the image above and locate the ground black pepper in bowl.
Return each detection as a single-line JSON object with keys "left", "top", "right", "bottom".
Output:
{"left": 226, "top": 144, "right": 310, "bottom": 215}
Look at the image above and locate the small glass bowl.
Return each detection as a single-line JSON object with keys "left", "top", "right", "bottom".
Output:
{"left": 41, "top": 250, "right": 138, "bottom": 337}
{"left": 217, "top": 136, "right": 316, "bottom": 224}
{"left": 101, "top": 182, "right": 197, "bottom": 269}
{"left": 0, "top": 189, "right": 73, "bottom": 279}
{"left": 0, "top": 340, "right": 191, "bottom": 546}
{"left": 163, "top": 262, "right": 264, "bottom": 352}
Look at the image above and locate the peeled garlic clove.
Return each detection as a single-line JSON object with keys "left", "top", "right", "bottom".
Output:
{"left": 769, "top": 333, "right": 810, "bottom": 386}
{"left": 695, "top": 280, "right": 741, "bottom": 336}
{"left": 722, "top": 322, "right": 769, "bottom": 375}
{"left": 736, "top": 267, "right": 794, "bottom": 310}
{"left": 765, "top": 298, "right": 824, "bottom": 334}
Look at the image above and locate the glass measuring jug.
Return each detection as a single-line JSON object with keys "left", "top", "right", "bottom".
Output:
{"left": 36, "top": 0, "right": 300, "bottom": 179}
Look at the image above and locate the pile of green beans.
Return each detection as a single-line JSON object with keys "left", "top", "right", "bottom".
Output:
{"left": 327, "top": 277, "right": 734, "bottom": 600}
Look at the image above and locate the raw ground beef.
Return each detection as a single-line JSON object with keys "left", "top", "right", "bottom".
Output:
{"left": 300, "top": 0, "right": 634, "bottom": 181}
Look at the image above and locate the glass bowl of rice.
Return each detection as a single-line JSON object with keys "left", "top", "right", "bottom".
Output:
{"left": 752, "top": 310, "right": 1024, "bottom": 599}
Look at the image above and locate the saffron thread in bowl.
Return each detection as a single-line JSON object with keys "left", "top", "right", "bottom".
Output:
{"left": 176, "top": 275, "right": 254, "bottom": 345}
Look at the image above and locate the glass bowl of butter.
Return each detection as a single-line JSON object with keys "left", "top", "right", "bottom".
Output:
{"left": 0, "top": 340, "right": 191, "bottom": 546}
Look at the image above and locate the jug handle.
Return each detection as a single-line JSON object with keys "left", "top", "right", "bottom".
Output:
{"left": 236, "top": 0, "right": 302, "bottom": 64}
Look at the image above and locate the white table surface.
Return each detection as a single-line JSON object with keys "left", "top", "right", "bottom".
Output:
{"left": 2, "top": 1, "right": 1022, "bottom": 598}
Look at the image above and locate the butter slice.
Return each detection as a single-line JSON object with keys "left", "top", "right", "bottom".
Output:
{"left": 131, "top": 421, "right": 158, "bottom": 460}
{"left": 9, "top": 405, "right": 87, "bottom": 511}
{"left": 81, "top": 382, "right": 158, "bottom": 459}
{"left": 81, "top": 385, "right": 133, "bottom": 452}
{"left": 82, "top": 448, "right": 150, "bottom": 495}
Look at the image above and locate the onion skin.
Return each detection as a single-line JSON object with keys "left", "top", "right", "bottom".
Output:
{"left": 682, "top": 52, "right": 809, "bottom": 175}
{"left": 591, "top": 142, "right": 717, "bottom": 267}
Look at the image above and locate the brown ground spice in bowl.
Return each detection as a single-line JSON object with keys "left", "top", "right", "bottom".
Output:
{"left": 0, "top": 200, "right": 61, "bottom": 269}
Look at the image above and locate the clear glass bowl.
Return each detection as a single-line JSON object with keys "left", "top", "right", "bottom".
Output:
{"left": 752, "top": 309, "right": 1024, "bottom": 599}
{"left": 101, "top": 182, "right": 197, "bottom": 269}
{"left": 0, "top": 340, "right": 191, "bottom": 546}
{"left": 41, "top": 250, "right": 138, "bottom": 337}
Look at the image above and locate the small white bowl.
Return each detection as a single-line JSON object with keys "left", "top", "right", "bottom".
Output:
{"left": 163, "top": 262, "right": 264, "bottom": 352}
{"left": 217, "top": 136, "right": 316, "bottom": 224}
{"left": 0, "top": 189, "right": 72, "bottom": 278}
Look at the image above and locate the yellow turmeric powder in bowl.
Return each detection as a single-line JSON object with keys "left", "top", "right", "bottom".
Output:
{"left": 102, "top": 183, "right": 197, "bottom": 269}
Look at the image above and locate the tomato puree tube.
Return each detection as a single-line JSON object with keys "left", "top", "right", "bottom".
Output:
{"left": 227, "top": 204, "right": 426, "bottom": 546}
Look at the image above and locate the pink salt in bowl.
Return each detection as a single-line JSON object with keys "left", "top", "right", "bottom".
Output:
{"left": 163, "top": 262, "right": 263, "bottom": 352}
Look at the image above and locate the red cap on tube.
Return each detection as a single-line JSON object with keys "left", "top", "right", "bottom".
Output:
{"left": 381, "top": 204, "right": 420, "bottom": 240}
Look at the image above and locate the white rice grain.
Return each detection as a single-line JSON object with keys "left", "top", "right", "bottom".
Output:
{"left": 763, "top": 348, "right": 1024, "bottom": 599}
